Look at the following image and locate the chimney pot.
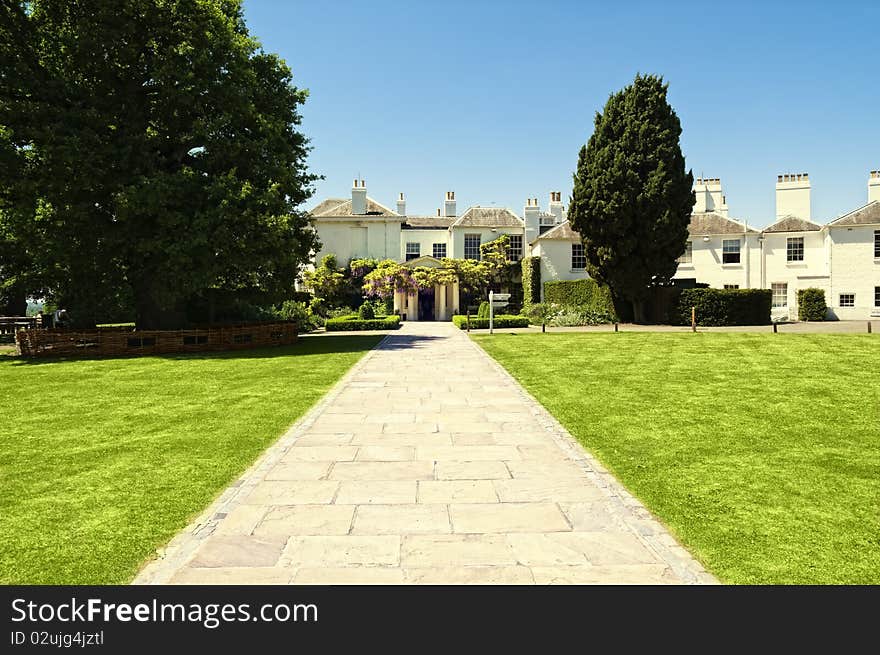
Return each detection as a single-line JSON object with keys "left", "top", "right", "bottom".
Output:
{"left": 869, "top": 170, "right": 880, "bottom": 203}
{"left": 444, "top": 191, "right": 457, "bottom": 217}
{"left": 351, "top": 178, "right": 367, "bottom": 214}
{"left": 776, "top": 172, "right": 811, "bottom": 220}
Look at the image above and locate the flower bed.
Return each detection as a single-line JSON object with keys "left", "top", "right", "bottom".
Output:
{"left": 324, "top": 315, "right": 401, "bottom": 331}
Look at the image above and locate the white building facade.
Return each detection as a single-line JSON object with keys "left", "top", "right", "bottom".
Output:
{"left": 309, "top": 171, "right": 880, "bottom": 321}
{"left": 673, "top": 171, "right": 880, "bottom": 320}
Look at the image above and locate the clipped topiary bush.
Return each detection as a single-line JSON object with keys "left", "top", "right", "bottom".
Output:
{"left": 521, "top": 256, "right": 541, "bottom": 307}
{"left": 324, "top": 316, "right": 400, "bottom": 331}
{"left": 797, "top": 288, "right": 827, "bottom": 321}
{"left": 543, "top": 279, "right": 615, "bottom": 315}
{"left": 452, "top": 314, "right": 529, "bottom": 329}
{"left": 674, "top": 288, "right": 771, "bottom": 326}
{"left": 358, "top": 301, "right": 375, "bottom": 320}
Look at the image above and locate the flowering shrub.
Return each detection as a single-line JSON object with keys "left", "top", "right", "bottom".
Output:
{"left": 362, "top": 260, "right": 419, "bottom": 299}
{"left": 359, "top": 236, "right": 516, "bottom": 303}
{"left": 524, "top": 302, "right": 614, "bottom": 326}
{"left": 349, "top": 258, "right": 379, "bottom": 279}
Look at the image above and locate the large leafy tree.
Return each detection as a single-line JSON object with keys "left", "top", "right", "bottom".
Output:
{"left": 569, "top": 74, "right": 694, "bottom": 322}
{"left": 0, "top": 0, "right": 318, "bottom": 328}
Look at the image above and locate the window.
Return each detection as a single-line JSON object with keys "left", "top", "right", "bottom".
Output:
{"left": 464, "top": 234, "right": 481, "bottom": 260}
{"left": 405, "top": 242, "right": 420, "bottom": 261}
{"left": 875, "top": 286, "right": 880, "bottom": 307}
{"left": 432, "top": 243, "right": 446, "bottom": 259}
{"left": 839, "top": 294, "right": 855, "bottom": 308}
{"left": 771, "top": 283, "right": 788, "bottom": 308}
{"left": 571, "top": 243, "right": 586, "bottom": 270}
{"left": 786, "top": 237, "right": 804, "bottom": 262}
{"left": 724, "top": 284, "right": 740, "bottom": 290}
{"left": 507, "top": 235, "right": 523, "bottom": 261}
{"left": 875, "top": 231, "right": 880, "bottom": 258}
{"left": 722, "top": 239, "right": 741, "bottom": 264}
{"left": 678, "top": 241, "right": 692, "bottom": 264}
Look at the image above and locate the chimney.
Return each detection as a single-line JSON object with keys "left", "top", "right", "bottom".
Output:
{"left": 775, "top": 173, "right": 811, "bottom": 220}
{"left": 351, "top": 179, "right": 367, "bottom": 215}
{"left": 869, "top": 171, "right": 880, "bottom": 204}
{"left": 397, "top": 192, "right": 406, "bottom": 216}
{"left": 524, "top": 197, "right": 541, "bottom": 245}
{"left": 548, "top": 191, "right": 566, "bottom": 223}
{"left": 692, "top": 177, "right": 729, "bottom": 216}
{"left": 444, "top": 191, "right": 456, "bottom": 217}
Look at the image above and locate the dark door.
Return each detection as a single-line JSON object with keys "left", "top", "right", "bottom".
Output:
{"left": 418, "top": 288, "right": 435, "bottom": 321}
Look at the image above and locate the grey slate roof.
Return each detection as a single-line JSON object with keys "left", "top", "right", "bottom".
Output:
{"left": 688, "top": 212, "right": 758, "bottom": 235}
{"left": 763, "top": 216, "right": 822, "bottom": 233}
{"left": 536, "top": 221, "right": 580, "bottom": 240}
{"left": 453, "top": 206, "right": 523, "bottom": 228}
{"left": 311, "top": 197, "right": 400, "bottom": 217}
{"left": 309, "top": 198, "right": 347, "bottom": 216}
{"left": 402, "top": 216, "right": 455, "bottom": 230}
{"left": 827, "top": 201, "right": 880, "bottom": 227}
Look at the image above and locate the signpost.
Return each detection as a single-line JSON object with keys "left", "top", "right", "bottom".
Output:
{"left": 488, "top": 291, "right": 510, "bottom": 334}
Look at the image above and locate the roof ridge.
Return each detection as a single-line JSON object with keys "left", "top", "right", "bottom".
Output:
{"left": 827, "top": 199, "right": 880, "bottom": 225}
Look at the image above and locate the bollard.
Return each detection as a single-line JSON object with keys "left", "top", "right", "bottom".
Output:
{"left": 869, "top": 322, "right": 873, "bottom": 334}
{"left": 691, "top": 306, "right": 696, "bottom": 332}
{"left": 614, "top": 322, "right": 619, "bottom": 332}
{"left": 541, "top": 322, "right": 545, "bottom": 333}
{"left": 773, "top": 323, "right": 778, "bottom": 333}
{"left": 466, "top": 312, "right": 470, "bottom": 333}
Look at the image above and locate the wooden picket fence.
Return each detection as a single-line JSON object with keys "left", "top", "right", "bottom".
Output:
{"left": 0, "top": 316, "right": 38, "bottom": 338}
{"left": 14, "top": 321, "right": 297, "bottom": 358}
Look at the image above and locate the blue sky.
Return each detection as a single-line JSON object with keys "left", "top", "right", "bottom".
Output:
{"left": 243, "top": 0, "right": 879, "bottom": 227}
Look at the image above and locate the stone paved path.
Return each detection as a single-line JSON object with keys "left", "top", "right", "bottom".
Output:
{"left": 135, "top": 321, "right": 715, "bottom": 585}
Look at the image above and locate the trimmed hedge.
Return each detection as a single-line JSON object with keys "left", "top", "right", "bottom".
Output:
{"left": 452, "top": 314, "right": 529, "bottom": 330}
{"left": 324, "top": 315, "right": 401, "bottom": 331}
{"left": 521, "top": 256, "right": 541, "bottom": 306}
{"left": 797, "top": 288, "right": 827, "bottom": 321}
{"left": 674, "top": 288, "right": 771, "bottom": 326}
{"left": 544, "top": 279, "right": 615, "bottom": 315}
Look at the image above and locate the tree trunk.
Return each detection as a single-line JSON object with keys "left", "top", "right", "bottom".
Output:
{"left": 632, "top": 298, "right": 648, "bottom": 325}
{"left": 133, "top": 281, "right": 186, "bottom": 330}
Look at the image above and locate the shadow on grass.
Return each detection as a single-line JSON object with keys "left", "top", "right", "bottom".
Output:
{"left": 4, "top": 332, "right": 383, "bottom": 366}
{"left": 3, "top": 332, "right": 446, "bottom": 365}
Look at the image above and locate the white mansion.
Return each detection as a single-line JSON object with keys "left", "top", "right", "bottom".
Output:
{"left": 309, "top": 171, "right": 880, "bottom": 321}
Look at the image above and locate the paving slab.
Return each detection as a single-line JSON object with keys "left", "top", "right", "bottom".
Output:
{"left": 134, "top": 321, "right": 715, "bottom": 585}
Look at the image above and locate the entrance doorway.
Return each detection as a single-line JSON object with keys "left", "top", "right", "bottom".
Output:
{"left": 418, "top": 287, "right": 435, "bottom": 321}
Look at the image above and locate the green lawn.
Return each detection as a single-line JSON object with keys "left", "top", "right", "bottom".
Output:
{"left": 473, "top": 332, "right": 880, "bottom": 584}
{"left": 0, "top": 334, "right": 381, "bottom": 584}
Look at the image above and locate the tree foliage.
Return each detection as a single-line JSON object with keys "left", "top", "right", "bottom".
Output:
{"left": 569, "top": 74, "right": 694, "bottom": 322}
{"left": 302, "top": 254, "right": 345, "bottom": 302}
{"left": 0, "top": 0, "right": 318, "bottom": 327}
